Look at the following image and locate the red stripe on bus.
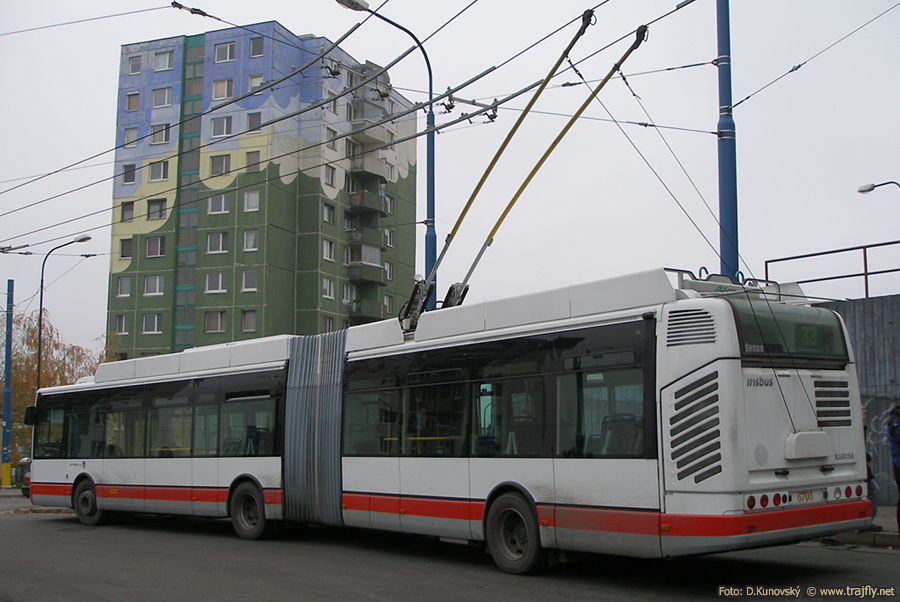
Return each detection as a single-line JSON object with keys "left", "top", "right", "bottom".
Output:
{"left": 97, "top": 485, "right": 145, "bottom": 500}
{"left": 370, "top": 495, "right": 400, "bottom": 515}
{"left": 31, "top": 482, "right": 72, "bottom": 498}
{"left": 344, "top": 493, "right": 479, "bottom": 522}
{"left": 662, "top": 500, "right": 870, "bottom": 537}
{"left": 401, "top": 497, "right": 470, "bottom": 521}
{"left": 145, "top": 487, "right": 192, "bottom": 502}
{"left": 552, "top": 506, "right": 659, "bottom": 535}
{"left": 342, "top": 493, "right": 369, "bottom": 512}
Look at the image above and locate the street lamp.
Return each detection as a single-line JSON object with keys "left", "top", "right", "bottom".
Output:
{"left": 858, "top": 181, "right": 900, "bottom": 194}
{"left": 336, "top": 0, "right": 437, "bottom": 309}
{"left": 36, "top": 234, "right": 91, "bottom": 390}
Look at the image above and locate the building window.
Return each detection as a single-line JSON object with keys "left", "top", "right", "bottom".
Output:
{"left": 212, "top": 79, "right": 233, "bottom": 100}
{"left": 243, "top": 230, "right": 258, "bottom": 252}
{"left": 211, "top": 116, "right": 232, "bottom": 137}
{"left": 208, "top": 194, "right": 228, "bottom": 214}
{"left": 117, "top": 276, "right": 131, "bottom": 297}
{"left": 147, "top": 199, "right": 167, "bottom": 220}
{"left": 249, "top": 37, "right": 263, "bottom": 57}
{"left": 243, "top": 190, "right": 259, "bottom": 212}
{"left": 323, "top": 239, "right": 335, "bottom": 262}
{"left": 210, "top": 155, "right": 230, "bottom": 176}
{"left": 121, "top": 201, "right": 134, "bottom": 222}
{"left": 116, "top": 315, "right": 129, "bottom": 334}
{"left": 384, "top": 295, "right": 393, "bottom": 315}
{"left": 323, "top": 316, "right": 334, "bottom": 333}
{"left": 323, "top": 203, "right": 335, "bottom": 224}
{"left": 206, "top": 272, "right": 226, "bottom": 293}
{"left": 345, "top": 139, "right": 360, "bottom": 159}
{"left": 214, "top": 42, "right": 235, "bottom": 63}
{"left": 246, "top": 151, "right": 260, "bottom": 172}
{"left": 344, "top": 214, "right": 357, "bottom": 231}
{"left": 120, "top": 239, "right": 133, "bottom": 259}
{"left": 385, "top": 260, "right": 393, "bottom": 281}
{"left": 149, "top": 160, "right": 168, "bottom": 182}
{"left": 327, "top": 92, "right": 338, "bottom": 113}
{"left": 326, "top": 127, "right": 338, "bottom": 150}
{"left": 144, "top": 274, "right": 164, "bottom": 296}
{"left": 248, "top": 74, "right": 263, "bottom": 94}
{"left": 324, "top": 165, "right": 336, "bottom": 187}
{"left": 146, "top": 236, "right": 165, "bottom": 258}
{"left": 205, "top": 311, "right": 226, "bottom": 333}
{"left": 384, "top": 195, "right": 394, "bottom": 214}
{"left": 152, "top": 87, "right": 171, "bottom": 108}
{"left": 343, "top": 174, "right": 356, "bottom": 194}
{"left": 342, "top": 283, "right": 356, "bottom": 304}
{"left": 142, "top": 313, "right": 162, "bottom": 334}
{"left": 247, "top": 112, "right": 261, "bottom": 132}
{"left": 155, "top": 50, "right": 174, "bottom": 72}
{"left": 150, "top": 124, "right": 170, "bottom": 144}
{"left": 241, "top": 310, "right": 257, "bottom": 332}
{"left": 242, "top": 270, "right": 257, "bottom": 292}
{"left": 207, "top": 232, "right": 227, "bottom": 254}
{"left": 124, "top": 128, "right": 138, "bottom": 148}
{"left": 384, "top": 228, "right": 394, "bottom": 248}
{"left": 384, "top": 161, "right": 395, "bottom": 181}
{"left": 322, "top": 278, "right": 334, "bottom": 300}
{"left": 123, "top": 164, "right": 136, "bottom": 184}
{"left": 126, "top": 92, "right": 139, "bottom": 112}
{"left": 128, "top": 55, "right": 141, "bottom": 75}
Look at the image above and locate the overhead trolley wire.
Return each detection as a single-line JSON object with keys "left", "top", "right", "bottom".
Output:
{"left": 0, "top": 5, "right": 170, "bottom": 37}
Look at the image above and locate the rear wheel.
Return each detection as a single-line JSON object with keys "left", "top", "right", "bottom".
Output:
{"left": 73, "top": 480, "right": 104, "bottom": 526}
{"left": 485, "top": 492, "right": 548, "bottom": 575}
{"left": 230, "top": 482, "right": 273, "bottom": 540}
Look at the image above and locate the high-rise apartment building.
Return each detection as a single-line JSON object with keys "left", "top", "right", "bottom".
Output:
{"left": 108, "top": 22, "right": 417, "bottom": 358}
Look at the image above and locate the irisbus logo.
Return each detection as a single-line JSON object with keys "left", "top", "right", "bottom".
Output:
{"left": 746, "top": 377, "right": 774, "bottom": 387}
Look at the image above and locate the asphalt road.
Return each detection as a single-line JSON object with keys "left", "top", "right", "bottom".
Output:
{"left": 0, "top": 506, "right": 897, "bottom": 602}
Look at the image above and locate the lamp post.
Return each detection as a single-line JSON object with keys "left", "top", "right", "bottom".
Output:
{"left": 36, "top": 235, "right": 91, "bottom": 391}
{"left": 337, "top": 0, "right": 437, "bottom": 309}
{"left": 858, "top": 181, "right": 900, "bottom": 194}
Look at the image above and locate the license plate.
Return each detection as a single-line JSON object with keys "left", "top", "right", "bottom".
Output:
{"left": 795, "top": 489, "right": 815, "bottom": 503}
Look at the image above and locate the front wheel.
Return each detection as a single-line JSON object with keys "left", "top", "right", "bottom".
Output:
{"left": 72, "top": 480, "right": 104, "bottom": 526}
{"left": 485, "top": 492, "right": 548, "bottom": 575}
{"left": 230, "top": 482, "right": 273, "bottom": 540}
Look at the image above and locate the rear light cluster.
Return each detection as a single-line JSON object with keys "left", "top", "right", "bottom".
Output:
{"left": 744, "top": 483, "right": 865, "bottom": 511}
{"left": 746, "top": 492, "right": 789, "bottom": 510}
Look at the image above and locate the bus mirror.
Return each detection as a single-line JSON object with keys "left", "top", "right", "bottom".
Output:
{"left": 24, "top": 406, "right": 35, "bottom": 426}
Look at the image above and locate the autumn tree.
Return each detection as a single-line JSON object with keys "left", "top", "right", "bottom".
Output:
{"left": 1, "top": 310, "right": 117, "bottom": 467}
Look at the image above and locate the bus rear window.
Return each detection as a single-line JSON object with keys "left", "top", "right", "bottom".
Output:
{"left": 726, "top": 298, "right": 848, "bottom": 365}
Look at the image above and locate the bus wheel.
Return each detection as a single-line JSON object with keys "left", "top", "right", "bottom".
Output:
{"left": 486, "top": 493, "right": 548, "bottom": 574}
{"left": 73, "top": 480, "right": 104, "bottom": 526}
{"left": 230, "top": 482, "right": 273, "bottom": 540}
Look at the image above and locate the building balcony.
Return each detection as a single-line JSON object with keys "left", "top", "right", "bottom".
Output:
{"left": 346, "top": 227, "right": 384, "bottom": 248}
{"left": 349, "top": 153, "right": 388, "bottom": 180}
{"left": 348, "top": 263, "right": 384, "bottom": 285}
{"left": 347, "top": 298, "right": 385, "bottom": 322}
{"left": 350, "top": 98, "right": 391, "bottom": 146}
{"left": 348, "top": 190, "right": 386, "bottom": 215}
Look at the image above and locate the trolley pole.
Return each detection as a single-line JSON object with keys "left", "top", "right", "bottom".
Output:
{"left": 717, "top": 0, "right": 739, "bottom": 282}
{"left": 3, "top": 280, "right": 13, "bottom": 487}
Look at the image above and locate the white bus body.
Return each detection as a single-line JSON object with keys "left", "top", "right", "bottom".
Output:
{"left": 27, "top": 268, "right": 869, "bottom": 573}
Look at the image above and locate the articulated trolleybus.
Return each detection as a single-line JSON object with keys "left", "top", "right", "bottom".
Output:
{"left": 26, "top": 268, "right": 869, "bottom": 574}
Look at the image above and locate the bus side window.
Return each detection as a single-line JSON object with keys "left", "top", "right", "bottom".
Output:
{"left": 106, "top": 410, "right": 146, "bottom": 458}
{"left": 221, "top": 398, "right": 276, "bottom": 457}
{"left": 34, "top": 407, "right": 65, "bottom": 459}
{"left": 67, "top": 412, "right": 106, "bottom": 459}
{"left": 343, "top": 391, "right": 401, "bottom": 456}
{"left": 193, "top": 405, "right": 219, "bottom": 456}
{"left": 403, "top": 383, "right": 466, "bottom": 457}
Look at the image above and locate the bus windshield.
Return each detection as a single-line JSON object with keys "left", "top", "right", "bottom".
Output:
{"left": 726, "top": 298, "right": 848, "bottom": 366}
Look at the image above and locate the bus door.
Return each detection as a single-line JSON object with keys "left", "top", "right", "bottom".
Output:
{"left": 101, "top": 400, "right": 146, "bottom": 512}
{"left": 399, "top": 376, "right": 471, "bottom": 539}
{"left": 552, "top": 354, "right": 661, "bottom": 558}
{"left": 145, "top": 393, "right": 193, "bottom": 515}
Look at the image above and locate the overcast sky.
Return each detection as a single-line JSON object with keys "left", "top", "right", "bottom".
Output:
{"left": 2, "top": 0, "right": 899, "bottom": 351}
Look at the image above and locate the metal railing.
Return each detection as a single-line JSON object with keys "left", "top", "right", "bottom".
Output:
{"left": 765, "top": 239, "right": 900, "bottom": 298}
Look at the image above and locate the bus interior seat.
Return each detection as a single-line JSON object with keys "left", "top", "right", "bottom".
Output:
{"left": 586, "top": 414, "right": 643, "bottom": 457}
{"left": 221, "top": 438, "right": 242, "bottom": 456}
{"left": 506, "top": 417, "right": 541, "bottom": 456}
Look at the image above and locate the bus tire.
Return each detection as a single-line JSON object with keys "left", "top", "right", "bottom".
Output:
{"left": 73, "top": 480, "right": 104, "bottom": 526}
{"left": 230, "top": 482, "right": 272, "bottom": 540}
{"left": 485, "top": 492, "right": 548, "bottom": 575}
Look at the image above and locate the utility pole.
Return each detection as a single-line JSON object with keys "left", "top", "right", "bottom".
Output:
{"left": 3, "top": 280, "right": 13, "bottom": 487}
{"left": 717, "top": 0, "right": 739, "bottom": 281}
